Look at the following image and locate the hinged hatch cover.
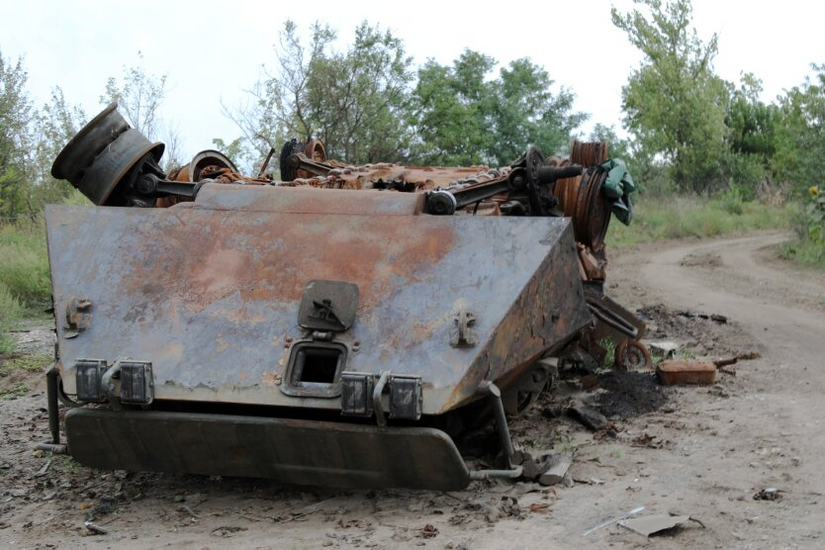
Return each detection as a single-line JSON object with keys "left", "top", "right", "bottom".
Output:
{"left": 298, "top": 280, "right": 359, "bottom": 332}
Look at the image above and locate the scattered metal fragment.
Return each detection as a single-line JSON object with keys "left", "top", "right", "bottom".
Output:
{"left": 675, "top": 310, "right": 727, "bottom": 324}
{"left": 33, "top": 459, "right": 51, "bottom": 477}
{"left": 656, "top": 359, "right": 717, "bottom": 386}
{"left": 753, "top": 488, "right": 783, "bottom": 501}
{"left": 583, "top": 506, "right": 645, "bottom": 537}
{"left": 618, "top": 514, "right": 691, "bottom": 537}
{"left": 83, "top": 521, "right": 108, "bottom": 535}
{"left": 646, "top": 340, "right": 682, "bottom": 358}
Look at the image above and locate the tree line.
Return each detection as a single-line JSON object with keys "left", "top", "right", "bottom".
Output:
{"left": 1, "top": 0, "right": 824, "bottom": 220}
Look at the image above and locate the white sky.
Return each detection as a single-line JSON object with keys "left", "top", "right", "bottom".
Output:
{"left": 2, "top": 0, "right": 822, "bottom": 163}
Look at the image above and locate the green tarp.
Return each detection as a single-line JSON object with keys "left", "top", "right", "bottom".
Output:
{"left": 600, "top": 158, "right": 635, "bottom": 226}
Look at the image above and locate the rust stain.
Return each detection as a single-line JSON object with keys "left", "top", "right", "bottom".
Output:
{"left": 121, "top": 208, "right": 456, "bottom": 315}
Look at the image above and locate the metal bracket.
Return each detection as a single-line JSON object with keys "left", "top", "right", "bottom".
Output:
{"left": 450, "top": 311, "right": 477, "bottom": 348}
{"left": 35, "top": 364, "right": 68, "bottom": 455}
{"left": 467, "top": 381, "right": 523, "bottom": 480}
{"left": 372, "top": 371, "right": 390, "bottom": 428}
{"left": 64, "top": 297, "right": 92, "bottom": 338}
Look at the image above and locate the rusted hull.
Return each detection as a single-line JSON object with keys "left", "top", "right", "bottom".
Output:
{"left": 46, "top": 185, "right": 591, "bottom": 415}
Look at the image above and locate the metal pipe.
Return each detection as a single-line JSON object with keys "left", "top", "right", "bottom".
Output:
{"left": 45, "top": 364, "right": 60, "bottom": 444}
{"left": 469, "top": 466, "right": 524, "bottom": 480}
{"left": 372, "top": 371, "right": 390, "bottom": 428}
{"left": 257, "top": 147, "right": 276, "bottom": 178}
{"left": 101, "top": 361, "right": 123, "bottom": 408}
{"left": 36, "top": 443, "right": 67, "bottom": 454}
{"left": 477, "top": 381, "right": 515, "bottom": 468}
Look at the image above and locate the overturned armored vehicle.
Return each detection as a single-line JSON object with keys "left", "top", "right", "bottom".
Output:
{"left": 40, "top": 103, "right": 645, "bottom": 490}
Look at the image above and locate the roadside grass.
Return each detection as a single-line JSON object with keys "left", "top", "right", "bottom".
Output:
{"left": 607, "top": 194, "right": 796, "bottom": 248}
{"left": 0, "top": 219, "right": 52, "bottom": 355}
{"left": 0, "top": 220, "right": 51, "bottom": 309}
{"left": 777, "top": 211, "right": 825, "bottom": 266}
{"left": 1, "top": 352, "right": 52, "bottom": 373}
{"left": 778, "top": 240, "right": 825, "bottom": 266}
{"left": 0, "top": 283, "right": 25, "bottom": 354}
{"left": 0, "top": 381, "right": 29, "bottom": 400}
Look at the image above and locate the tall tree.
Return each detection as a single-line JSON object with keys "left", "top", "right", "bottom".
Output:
{"left": 773, "top": 64, "right": 825, "bottom": 192}
{"left": 612, "top": 0, "right": 729, "bottom": 193}
{"left": 410, "top": 51, "right": 585, "bottom": 167}
{"left": 0, "top": 52, "right": 34, "bottom": 218}
{"left": 492, "top": 58, "right": 585, "bottom": 166}
{"left": 230, "top": 20, "right": 413, "bottom": 166}
{"left": 30, "top": 87, "right": 87, "bottom": 207}
{"left": 101, "top": 53, "right": 183, "bottom": 170}
{"left": 410, "top": 51, "right": 496, "bottom": 166}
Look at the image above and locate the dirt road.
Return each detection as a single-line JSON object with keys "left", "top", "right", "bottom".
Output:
{"left": 1, "top": 231, "right": 823, "bottom": 549}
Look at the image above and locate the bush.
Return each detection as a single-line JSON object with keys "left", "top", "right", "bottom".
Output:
{"left": 780, "top": 186, "right": 825, "bottom": 266}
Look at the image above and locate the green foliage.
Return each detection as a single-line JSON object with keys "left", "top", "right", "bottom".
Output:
{"left": 783, "top": 186, "right": 825, "bottom": 265}
{"left": 101, "top": 53, "right": 181, "bottom": 170}
{"left": 102, "top": 52, "right": 167, "bottom": 139}
{"left": 410, "top": 51, "right": 585, "bottom": 166}
{"left": 1, "top": 353, "right": 51, "bottom": 372}
{"left": 599, "top": 338, "right": 617, "bottom": 369}
{"left": 0, "top": 221, "right": 51, "bottom": 310}
{"left": 0, "top": 52, "right": 34, "bottom": 219}
{"left": 773, "top": 64, "right": 825, "bottom": 194}
{"left": 0, "top": 282, "right": 24, "bottom": 354}
{"left": 0, "top": 382, "right": 28, "bottom": 400}
{"left": 612, "top": 0, "right": 729, "bottom": 193}
{"left": 805, "top": 186, "right": 825, "bottom": 243}
{"left": 411, "top": 51, "right": 496, "bottom": 166}
{"left": 717, "top": 187, "right": 745, "bottom": 215}
{"left": 725, "top": 74, "right": 780, "bottom": 166}
{"left": 233, "top": 21, "right": 413, "bottom": 166}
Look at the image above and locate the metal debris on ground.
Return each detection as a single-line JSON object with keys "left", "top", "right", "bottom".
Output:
{"left": 582, "top": 506, "right": 645, "bottom": 537}
{"left": 83, "top": 521, "right": 108, "bottom": 535}
{"left": 618, "top": 514, "right": 691, "bottom": 537}
{"left": 656, "top": 359, "right": 717, "bottom": 386}
{"left": 675, "top": 310, "right": 728, "bottom": 324}
{"left": 753, "top": 488, "right": 783, "bottom": 501}
{"left": 646, "top": 340, "right": 682, "bottom": 358}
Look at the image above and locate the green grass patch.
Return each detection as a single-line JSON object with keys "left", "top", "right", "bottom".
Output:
{"left": 51, "top": 454, "right": 81, "bottom": 473}
{"left": 607, "top": 194, "right": 795, "bottom": 248}
{"left": 0, "top": 381, "right": 30, "bottom": 400}
{"left": 0, "top": 283, "right": 25, "bottom": 354}
{"left": 0, "top": 219, "right": 53, "bottom": 355}
{"left": 0, "top": 221, "right": 52, "bottom": 310}
{"left": 1, "top": 353, "right": 52, "bottom": 373}
{"left": 778, "top": 237, "right": 825, "bottom": 267}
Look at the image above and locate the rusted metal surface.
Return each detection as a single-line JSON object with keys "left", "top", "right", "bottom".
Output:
{"left": 42, "top": 103, "right": 643, "bottom": 489}
{"left": 46, "top": 185, "right": 590, "bottom": 415}
{"left": 66, "top": 408, "right": 472, "bottom": 490}
{"left": 656, "top": 359, "right": 717, "bottom": 386}
{"left": 570, "top": 139, "right": 609, "bottom": 168}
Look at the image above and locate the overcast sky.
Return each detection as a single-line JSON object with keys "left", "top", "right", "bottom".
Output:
{"left": 2, "top": 0, "right": 822, "bottom": 165}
